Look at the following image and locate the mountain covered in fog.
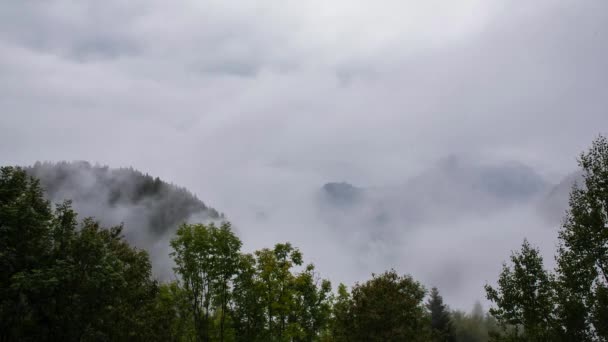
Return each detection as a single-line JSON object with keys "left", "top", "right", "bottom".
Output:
{"left": 318, "top": 157, "right": 552, "bottom": 238}
{"left": 20, "top": 158, "right": 581, "bottom": 289}
{"left": 26, "top": 161, "right": 221, "bottom": 239}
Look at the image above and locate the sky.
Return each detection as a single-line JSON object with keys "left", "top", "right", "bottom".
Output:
{"left": 1, "top": 0, "right": 608, "bottom": 310}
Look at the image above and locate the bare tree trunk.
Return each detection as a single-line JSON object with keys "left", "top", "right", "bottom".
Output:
{"left": 220, "top": 279, "right": 227, "bottom": 342}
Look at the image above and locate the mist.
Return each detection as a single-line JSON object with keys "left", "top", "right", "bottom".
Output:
{"left": 2, "top": 0, "right": 608, "bottom": 311}
{"left": 25, "top": 161, "right": 222, "bottom": 280}
{"left": 219, "top": 156, "right": 566, "bottom": 310}
{"left": 24, "top": 158, "right": 570, "bottom": 311}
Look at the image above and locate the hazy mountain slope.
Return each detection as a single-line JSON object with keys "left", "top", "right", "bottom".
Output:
{"left": 25, "top": 161, "right": 222, "bottom": 277}
{"left": 314, "top": 156, "right": 552, "bottom": 269}
{"left": 26, "top": 161, "right": 221, "bottom": 234}
{"left": 320, "top": 182, "right": 364, "bottom": 207}
{"left": 319, "top": 156, "right": 549, "bottom": 228}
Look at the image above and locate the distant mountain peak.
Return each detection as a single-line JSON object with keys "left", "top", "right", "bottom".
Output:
{"left": 321, "top": 182, "right": 363, "bottom": 206}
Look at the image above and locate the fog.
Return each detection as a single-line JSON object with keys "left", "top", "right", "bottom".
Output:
{"left": 222, "top": 156, "right": 565, "bottom": 310}
{"left": 2, "top": 0, "right": 607, "bottom": 310}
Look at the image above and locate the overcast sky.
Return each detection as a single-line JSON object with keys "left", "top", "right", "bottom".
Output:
{"left": 2, "top": 0, "right": 608, "bottom": 310}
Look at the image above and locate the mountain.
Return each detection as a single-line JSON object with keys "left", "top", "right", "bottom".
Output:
{"left": 318, "top": 156, "right": 549, "bottom": 235}
{"left": 25, "top": 161, "right": 223, "bottom": 278}
{"left": 320, "top": 182, "right": 364, "bottom": 207}
{"left": 26, "top": 161, "right": 221, "bottom": 238}
{"left": 399, "top": 157, "right": 549, "bottom": 217}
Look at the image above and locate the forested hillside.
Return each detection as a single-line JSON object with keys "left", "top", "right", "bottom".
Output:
{"left": 26, "top": 161, "right": 221, "bottom": 236}
{"left": 22, "top": 162, "right": 223, "bottom": 277}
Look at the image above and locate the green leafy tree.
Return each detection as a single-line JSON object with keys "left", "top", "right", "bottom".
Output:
{"left": 210, "top": 222, "right": 242, "bottom": 342}
{"left": 170, "top": 221, "right": 243, "bottom": 342}
{"left": 171, "top": 223, "right": 216, "bottom": 342}
{"left": 329, "top": 283, "right": 353, "bottom": 342}
{"left": 0, "top": 167, "right": 53, "bottom": 340}
{"left": 153, "top": 281, "right": 197, "bottom": 341}
{"left": 66, "top": 219, "right": 161, "bottom": 341}
{"left": 171, "top": 223, "right": 211, "bottom": 341}
{"left": 290, "top": 264, "right": 332, "bottom": 341}
{"left": 231, "top": 242, "right": 331, "bottom": 342}
{"left": 427, "top": 287, "right": 454, "bottom": 341}
{"left": 254, "top": 242, "right": 303, "bottom": 341}
{"left": 338, "top": 270, "right": 430, "bottom": 342}
{"left": 231, "top": 253, "right": 266, "bottom": 342}
{"left": 555, "top": 135, "right": 608, "bottom": 341}
{"left": 485, "top": 240, "right": 556, "bottom": 341}
{"left": 1, "top": 167, "right": 165, "bottom": 341}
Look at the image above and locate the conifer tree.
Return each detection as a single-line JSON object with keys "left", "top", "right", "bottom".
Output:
{"left": 427, "top": 287, "right": 454, "bottom": 342}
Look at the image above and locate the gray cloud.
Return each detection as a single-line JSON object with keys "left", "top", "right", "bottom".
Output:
{"left": 1, "top": 0, "right": 608, "bottom": 310}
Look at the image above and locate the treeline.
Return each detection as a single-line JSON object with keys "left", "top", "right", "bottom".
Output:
{"left": 2, "top": 136, "right": 608, "bottom": 341}
{"left": 0, "top": 165, "right": 492, "bottom": 341}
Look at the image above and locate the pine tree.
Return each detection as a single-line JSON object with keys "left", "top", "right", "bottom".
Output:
{"left": 426, "top": 287, "right": 454, "bottom": 342}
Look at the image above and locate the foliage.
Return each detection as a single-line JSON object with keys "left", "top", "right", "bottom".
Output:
{"left": 427, "top": 287, "right": 455, "bottom": 341}
{"left": 485, "top": 240, "right": 556, "bottom": 340}
{"left": 171, "top": 225, "right": 333, "bottom": 342}
{"left": 231, "top": 253, "right": 266, "bottom": 341}
{"left": 486, "top": 135, "right": 608, "bottom": 341}
{"left": 0, "top": 167, "right": 166, "bottom": 341}
{"left": 554, "top": 135, "right": 608, "bottom": 341}
{"left": 153, "top": 281, "right": 197, "bottom": 341}
{"left": 328, "top": 283, "right": 353, "bottom": 342}
{"left": 331, "top": 269, "right": 430, "bottom": 342}
{"left": 170, "top": 222, "right": 241, "bottom": 342}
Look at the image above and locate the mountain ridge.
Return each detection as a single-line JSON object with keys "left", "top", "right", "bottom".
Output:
{"left": 25, "top": 160, "right": 222, "bottom": 240}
